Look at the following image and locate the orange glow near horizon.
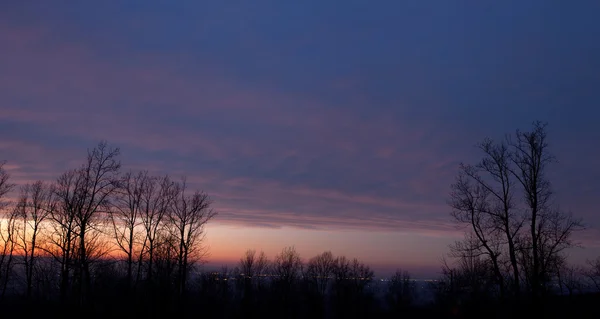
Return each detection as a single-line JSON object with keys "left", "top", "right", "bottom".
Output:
{"left": 0, "top": 217, "right": 453, "bottom": 278}
{"left": 203, "top": 223, "right": 454, "bottom": 274}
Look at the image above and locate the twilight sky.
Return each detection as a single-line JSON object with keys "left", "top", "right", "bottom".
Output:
{"left": 1, "top": 1, "right": 599, "bottom": 278}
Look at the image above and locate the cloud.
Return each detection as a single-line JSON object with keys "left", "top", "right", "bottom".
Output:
{"left": 1, "top": 2, "right": 600, "bottom": 251}
{"left": 0, "top": 20, "right": 465, "bottom": 238}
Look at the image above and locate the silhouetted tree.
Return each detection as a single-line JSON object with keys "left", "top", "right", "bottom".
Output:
{"left": 584, "top": 257, "right": 600, "bottom": 292}
{"left": 168, "top": 178, "right": 216, "bottom": 297}
{"left": 331, "top": 256, "right": 374, "bottom": 317}
{"left": 387, "top": 269, "right": 417, "bottom": 310}
{"left": 152, "top": 231, "right": 178, "bottom": 295}
{"left": 73, "top": 141, "right": 120, "bottom": 304}
{"left": 198, "top": 266, "right": 233, "bottom": 317}
{"left": 49, "top": 141, "right": 121, "bottom": 304}
{"left": 332, "top": 255, "right": 351, "bottom": 296}
{"left": 272, "top": 246, "right": 303, "bottom": 297}
{"left": 0, "top": 161, "right": 14, "bottom": 211}
{"left": 305, "top": 251, "right": 336, "bottom": 297}
{"left": 449, "top": 172, "right": 506, "bottom": 297}
{"left": 508, "top": 122, "right": 583, "bottom": 300}
{"left": 109, "top": 170, "right": 148, "bottom": 290}
{"left": 238, "top": 249, "right": 269, "bottom": 294}
{"left": 15, "top": 181, "right": 55, "bottom": 299}
{"left": 446, "top": 234, "right": 497, "bottom": 299}
{"left": 450, "top": 138, "right": 523, "bottom": 298}
{"left": 48, "top": 169, "right": 79, "bottom": 302}
{"left": 449, "top": 122, "right": 583, "bottom": 305}
{"left": 557, "top": 264, "right": 585, "bottom": 297}
{"left": 349, "top": 258, "right": 374, "bottom": 296}
{"left": 0, "top": 161, "right": 16, "bottom": 300}
{"left": 0, "top": 209, "right": 18, "bottom": 299}
{"left": 235, "top": 249, "right": 269, "bottom": 316}
{"left": 33, "top": 254, "right": 61, "bottom": 301}
{"left": 140, "top": 174, "right": 176, "bottom": 283}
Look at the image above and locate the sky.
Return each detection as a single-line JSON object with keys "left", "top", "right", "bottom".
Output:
{"left": 1, "top": 1, "right": 599, "bottom": 278}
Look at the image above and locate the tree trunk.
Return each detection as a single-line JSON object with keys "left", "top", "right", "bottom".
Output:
{"left": 531, "top": 199, "right": 539, "bottom": 303}
{"left": 79, "top": 225, "right": 88, "bottom": 306}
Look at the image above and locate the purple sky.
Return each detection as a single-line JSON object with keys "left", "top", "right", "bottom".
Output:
{"left": 1, "top": 1, "right": 599, "bottom": 278}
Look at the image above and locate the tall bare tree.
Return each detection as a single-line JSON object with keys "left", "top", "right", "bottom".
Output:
{"left": 0, "top": 161, "right": 14, "bottom": 212}
{"left": 49, "top": 141, "right": 121, "bottom": 303}
{"left": 109, "top": 170, "right": 148, "bottom": 289}
{"left": 449, "top": 169, "right": 505, "bottom": 297}
{"left": 509, "top": 122, "right": 553, "bottom": 299}
{"left": 450, "top": 138, "right": 524, "bottom": 298}
{"left": 272, "top": 246, "right": 303, "bottom": 295}
{"left": 449, "top": 121, "right": 583, "bottom": 305}
{"left": 305, "top": 251, "right": 336, "bottom": 296}
{"left": 238, "top": 249, "right": 269, "bottom": 299}
{"left": 74, "top": 141, "right": 120, "bottom": 303}
{"left": 49, "top": 169, "right": 80, "bottom": 301}
{"left": 169, "top": 178, "right": 216, "bottom": 296}
{"left": 15, "top": 181, "right": 56, "bottom": 298}
{"left": 0, "top": 162, "right": 15, "bottom": 299}
{"left": 0, "top": 209, "right": 18, "bottom": 299}
{"left": 140, "top": 174, "right": 177, "bottom": 282}
{"left": 508, "top": 122, "right": 583, "bottom": 299}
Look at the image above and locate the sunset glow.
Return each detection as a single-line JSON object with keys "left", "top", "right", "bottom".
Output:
{"left": 2, "top": 1, "right": 600, "bottom": 282}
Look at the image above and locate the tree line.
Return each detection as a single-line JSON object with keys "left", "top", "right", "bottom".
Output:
{"left": 0, "top": 141, "right": 420, "bottom": 318}
{"left": 0, "top": 142, "right": 216, "bottom": 307}
{"left": 1, "top": 122, "right": 599, "bottom": 318}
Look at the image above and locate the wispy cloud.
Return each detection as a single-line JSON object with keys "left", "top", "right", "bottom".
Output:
{"left": 1, "top": 1, "right": 600, "bottom": 257}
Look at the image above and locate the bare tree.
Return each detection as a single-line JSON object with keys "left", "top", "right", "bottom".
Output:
{"left": 48, "top": 169, "right": 80, "bottom": 301}
{"left": 449, "top": 121, "right": 583, "bottom": 304}
{"left": 0, "top": 161, "right": 16, "bottom": 298}
{"left": 508, "top": 122, "right": 583, "bottom": 299}
{"left": 238, "top": 249, "right": 269, "bottom": 294}
{"left": 509, "top": 122, "right": 553, "bottom": 299}
{"left": 584, "top": 257, "right": 600, "bottom": 292}
{"left": 387, "top": 269, "right": 417, "bottom": 309}
{"left": 331, "top": 255, "right": 374, "bottom": 316}
{"left": 305, "top": 251, "right": 336, "bottom": 296}
{"left": 109, "top": 170, "right": 148, "bottom": 289}
{"left": 349, "top": 258, "right": 374, "bottom": 295}
{"left": 253, "top": 250, "right": 269, "bottom": 289}
{"left": 239, "top": 249, "right": 259, "bottom": 279}
{"left": 238, "top": 249, "right": 256, "bottom": 300}
{"left": 15, "top": 181, "right": 56, "bottom": 298}
{"left": 0, "top": 209, "right": 18, "bottom": 299}
{"left": 332, "top": 255, "right": 351, "bottom": 294}
{"left": 447, "top": 233, "right": 498, "bottom": 298}
{"left": 272, "top": 246, "right": 303, "bottom": 296}
{"left": 73, "top": 141, "right": 120, "bottom": 303}
{"left": 557, "top": 264, "right": 585, "bottom": 297}
{"left": 449, "top": 169, "right": 506, "bottom": 297}
{"left": 140, "top": 174, "right": 176, "bottom": 283}
{"left": 48, "top": 141, "right": 121, "bottom": 303}
{"left": 0, "top": 161, "right": 14, "bottom": 211}
{"left": 535, "top": 208, "right": 582, "bottom": 292}
{"left": 467, "top": 139, "right": 523, "bottom": 296}
{"left": 169, "top": 178, "right": 216, "bottom": 296}
{"left": 152, "top": 231, "right": 178, "bottom": 291}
